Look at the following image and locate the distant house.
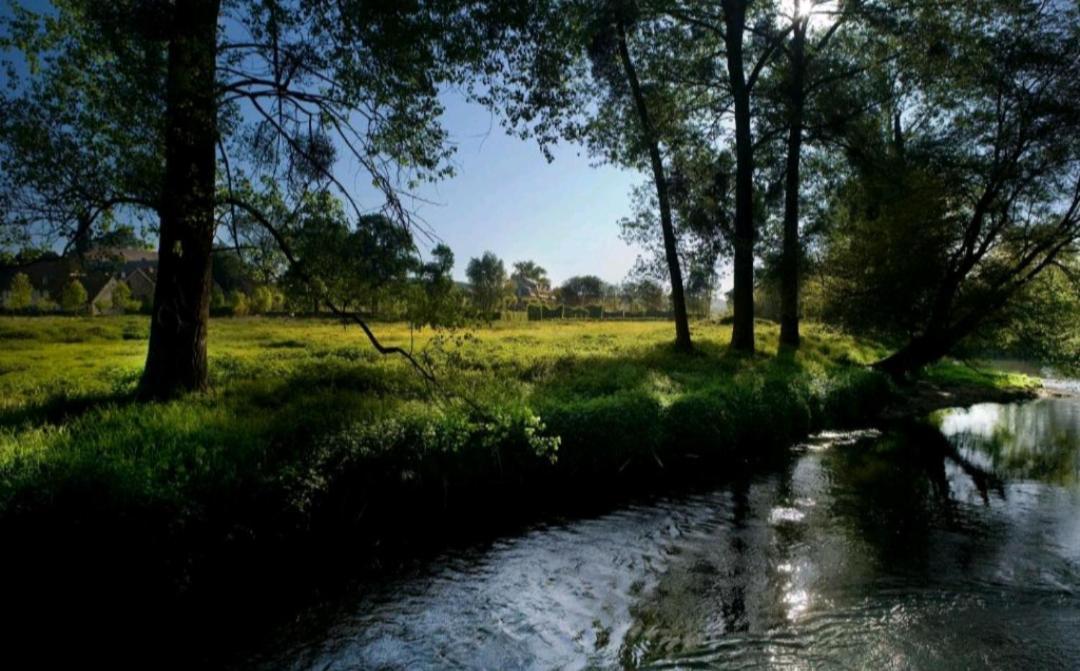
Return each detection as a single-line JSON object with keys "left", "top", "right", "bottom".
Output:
{"left": 512, "top": 276, "right": 553, "bottom": 303}
{"left": 0, "top": 248, "right": 159, "bottom": 314}
{"left": 124, "top": 266, "right": 158, "bottom": 305}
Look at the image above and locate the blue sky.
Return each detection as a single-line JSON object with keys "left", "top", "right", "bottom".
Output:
{"left": 348, "top": 93, "right": 645, "bottom": 286}
{"left": 0, "top": 1, "right": 662, "bottom": 287}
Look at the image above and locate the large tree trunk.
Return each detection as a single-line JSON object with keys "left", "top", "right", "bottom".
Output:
{"left": 873, "top": 331, "right": 953, "bottom": 381}
{"left": 616, "top": 21, "right": 693, "bottom": 352}
{"left": 724, "top": 0, "right": 756, "bottom": 353}
{"left": 139, "top": 0, "right": 220, "bottom": 399}
{"left": 779, "top": 18, "right": 806, "bottom": 349}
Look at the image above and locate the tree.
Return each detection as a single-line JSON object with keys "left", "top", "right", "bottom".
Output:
{"left": 411, "top": 244, "right": 464, "bottom": 328}
{"left": 764, "top": 0, "right": 866, "bottom": 347}
{"left": 60, "top": 279, "right": 88, "bottom": 313}
{"left": 87, "top": 225, "right": 151, "bottom": 252}
{"left": 250, "top": 286, "right": 274, "bottom": 315}
{"left": 623, "top": 278, "right": 666, "bottom": 311}
{"left": 623, "top": 0, "right": 797, "bottom": 352}
{"left": 0, "top": 2, "right": 163, "bottom": 254}
{"left": 227, "top": 290, "right": 249, "bottom": 317}
{"left": 558, "top": 275, "right": 605, "bottom": 307}
{"left": 964, "top": 258, "right": 1080, "bottom": 375}
{"left": 495, "top": 0, "right": 695, "bottom": 350}
{"left": 210, "top": 285, "right": 226, "bottom": 311}
{"left": 859, "top": 0, "right": 1080, "bottom": 378}
{"left": 111, "top": 281, "right": 140, "bottom": 313}
{"left": 466, "top": 252, "right": 508, "bottom": 318}
{"left": 511, "top": 260, "right": 550, "bottom": 290}
{"left": 4, "top": 272, "right": 33, "bottom": 311}
{"left": 2, "top": 0, "right": 511, "bottom": 398}
{"left": 279, "top": 193, "right": 419, "bottom": 315}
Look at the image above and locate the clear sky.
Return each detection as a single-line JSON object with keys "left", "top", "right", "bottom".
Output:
{"left": 352, "top": 93, "right": 646, "bottom": 287}
{"left": 0, "top": 1, "right": 658, "bottom": 287}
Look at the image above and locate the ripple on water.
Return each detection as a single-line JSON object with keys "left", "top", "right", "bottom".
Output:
{"left": 246, "top": 405, "right": 1080, "bottom": 671}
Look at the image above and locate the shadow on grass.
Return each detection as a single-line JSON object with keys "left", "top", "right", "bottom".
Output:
{"left": 0, "top": 389, "right": 139, "bottom": 429}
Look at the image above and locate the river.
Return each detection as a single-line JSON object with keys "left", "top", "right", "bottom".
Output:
{"left": 244, "top": 395, "right": 1080, "bottom": 670}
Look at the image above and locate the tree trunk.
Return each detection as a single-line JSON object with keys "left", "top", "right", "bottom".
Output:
{"left": 616, "top": 21, "right": 693, "bottom": 352}
{"left": 780, "top": 17, "right": 806, "bottom": 349}
{"left": 873, "top": 332, "right": 952, "bottom": 381}
{"left": 724, "top": 0, "right": 756, "bottom": 353}
{"left": 139, "top": 0, "right": 220, "bottom": 399}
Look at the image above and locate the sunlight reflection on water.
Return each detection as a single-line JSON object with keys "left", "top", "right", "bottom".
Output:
{"left": 247, "top": 399, "right": 1080, "bottom": 671}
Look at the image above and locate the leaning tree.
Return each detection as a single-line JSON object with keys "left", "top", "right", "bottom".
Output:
{"left": 856, "top": 0, "right": 1080, "bottom": 377}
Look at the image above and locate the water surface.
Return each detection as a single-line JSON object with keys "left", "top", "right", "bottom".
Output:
{"left": 247, "top": 397, "right": 1080, "bottom": 670}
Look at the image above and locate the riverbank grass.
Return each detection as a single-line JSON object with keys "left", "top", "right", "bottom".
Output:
{"left": 1, "top": 317, "right": 892, "bottom": 512}
{"left": 2, "top": 315, "right": 1033, "bottom": 657}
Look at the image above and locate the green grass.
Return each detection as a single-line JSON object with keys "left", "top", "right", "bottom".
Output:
{"left": 922, "top": 359, "right": 1042, "bottom": 391}
{"left": 0, "top": 317, "right": 895, "bottom": 510}
{"left": 0, "top": 315, "right": 898, "bottom": 516}
{"left": 0, "top": 315, "right": 908, "bottom": 638}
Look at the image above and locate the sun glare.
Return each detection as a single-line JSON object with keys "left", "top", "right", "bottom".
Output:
{"left": 776, "top": 0, "right": 840, "bottom": 31}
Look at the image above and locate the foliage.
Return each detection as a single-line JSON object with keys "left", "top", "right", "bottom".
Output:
{"left": 60, "top": 279, "right": 88, "bottom": 313}
{"left": 960, "top": 260, "right": 1080, "bottom": 375}
{"left": 410, "top": 244, "right": 465, "bottom": 328}
{"left": 110, "top": 281, "right": 139, "bottom": 314}
{"left": 280, "top": 191, "right": 419, "bottom": 315}
{"left": 3, "top": 272, "right": 32, "bottom": 311}
{"left": 621, "top": 278, "right": 666, "bottom": 312}
{"left": 250, "top": 286, "right": 274, "bottom": 315}
{"left": 0, "top": 0, "right": 164, "bottom": 249}
{"left": 210, "top": 285, "right": 226, "bottom": 311}
{"left": 227, "top": 290, "right": 249, "bottom": 317}
{"left": 510, "top": 259, "right": 551, "bottom": 294}
{"left": 466, "top": 251, "right": 509, "bottom": 317}
{"left": 557, "top": 275, "right": 606, "bottom": 307}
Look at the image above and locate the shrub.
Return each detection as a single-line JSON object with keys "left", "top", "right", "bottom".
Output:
{"left": 60, "top": 279, "right": 88, "bottom": 313}
{"left": 539, "top": 389, "right": 662, "bottom": 476}
{"left": 821, "top": 369, "right": 895, "bottom": 426}
{"left": 3, "top": 272, "right": 33, "bottom": 311}
{"left": 251, "top": 286, "right": 274, "bottom": 314}
{"left": 228, "top": 290, "right": 249, "bottom": 316}
{"left": 663, "top": 386, "right": 736, "bottom": 455}
{"left": 34, "top": 291, "right": 58, "bottom": 312}
{"left": 111, "top": 281, "right": 140, "bottom": 313}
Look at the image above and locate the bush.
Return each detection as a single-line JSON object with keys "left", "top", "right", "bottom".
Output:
{"left": 663, "top": 386, "right": 736, "bottom": 455}
{"left": 228, "top": 290, "right": 249, "bottom": 316}
{"left": 251, "top": 286, "right": 274, "bottom": 314}
{"left": 60, "top": 279, "right": 88, "bottom": 314}
{"left": 3, "top": 272, "right": 33, "bottom": 311}
{"left": 820, "top": 369, "right": 895, "bottom": 426}
{"left": 540, "top": 389, "right": 663, "bottom": 476}
{"left": 111, "top": 281, "right": 140, "bottom": 314}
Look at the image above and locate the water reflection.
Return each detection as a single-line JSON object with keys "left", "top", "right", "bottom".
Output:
{"left": 246, "top": 399, "right": 1080, "bottom": 670}
{"left": 934, "top": 399, "right": 1080, "bottom": 484}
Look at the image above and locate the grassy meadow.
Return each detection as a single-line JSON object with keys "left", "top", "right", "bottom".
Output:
{"left": 3, "top": 315, "right": 1038, "bottom": 534}
{"left": 1, "top": 316, "right": 894, "bottom": 512}
{"left": 0, "top": 314, "right": 1037, "bottom": 652}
